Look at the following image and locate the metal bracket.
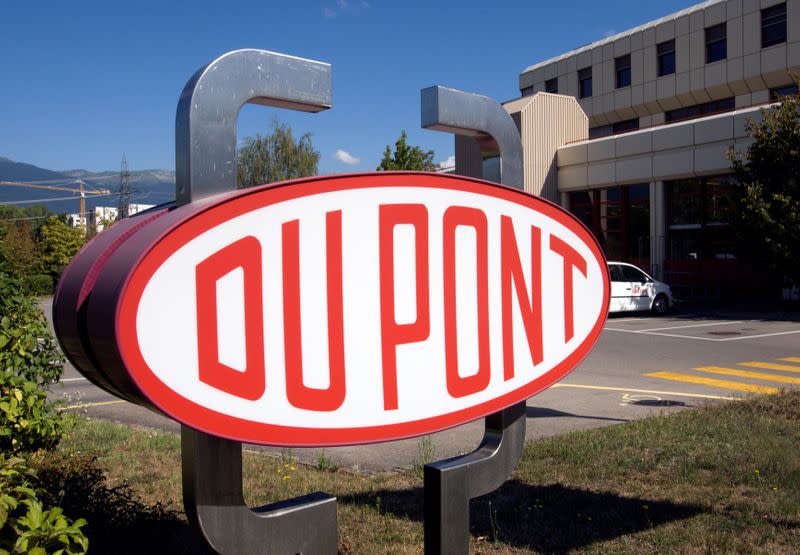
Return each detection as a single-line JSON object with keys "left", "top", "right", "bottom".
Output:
{"left": 176, "top": 49, "right": 336, "bottom": 554}
{"left": 176, "top": 48, "right": 332, "bottom": 205}
{"left": 421, "top": 85, "right": 526, "bottom": 554}
{"left": 421, "top": 85, "right": 523, "bottom": 189}
{"left": 423, "top": 403, "right": 525, "bottom": 554}
{"left": 182, "top": 428, "right": 337, "bottom": 554}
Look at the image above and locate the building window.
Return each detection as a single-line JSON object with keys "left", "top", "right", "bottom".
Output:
{"left": 705, "top": 23, "right": 727, "bottom": 63}
{"left": 770, "top": 83, "right": 799, "bottom": 101}
{"left": 615, "top": 54, "right": 631, "bottom": 88}
{"left": 664, "top": 97, "right": 734, "bottom": 123}
{"left": 761, "top": 3, "right": 787, "bottom": 48}
{"left": 589, "top": 118, "right": 640, "bottom": 139}
{"left": 520, "top": 86, "right": 534, "bottom": 97}
{"left": 657, "top": 40, "right": 676, "bottom": 77}
{"left": 578, "top": 66, "right": 592, "bottom": 98}
{"left": 545, "top": 78, "right": 558, "bottom": 94}
{"left": 612, "top": 118, "right": 640, "bottom": 134}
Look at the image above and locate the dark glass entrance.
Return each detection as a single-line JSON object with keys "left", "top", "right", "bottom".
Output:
{"left": 568, "top": 184, "right": 650, "bottom": 271}
{"left": 664, "top": 175, "right": 768, "bottom": 298}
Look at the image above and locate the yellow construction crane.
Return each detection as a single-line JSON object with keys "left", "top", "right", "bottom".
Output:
{"left": 0, "top": 180, "right": 112, "bottom": 229}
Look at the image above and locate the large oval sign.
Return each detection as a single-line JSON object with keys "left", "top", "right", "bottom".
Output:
{"left": 83, "top": 173, "right": 609, "bottom": 446}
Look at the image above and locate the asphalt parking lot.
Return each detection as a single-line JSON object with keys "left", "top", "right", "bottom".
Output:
{"left": 46, "top": 297, "right": 800, "bottom": 472}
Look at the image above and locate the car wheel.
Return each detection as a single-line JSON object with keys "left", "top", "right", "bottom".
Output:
{"left": 651, "top": 294, "right": 668, "bottom": 316}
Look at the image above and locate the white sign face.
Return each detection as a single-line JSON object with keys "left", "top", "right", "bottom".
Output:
{"left": 115, "top": 173, "right": 609, "bottom": 446}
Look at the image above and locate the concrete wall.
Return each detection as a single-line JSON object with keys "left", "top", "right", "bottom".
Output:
{"left": 556, "top": 104, "right": 764, "bottom": 190}
{"left": 519, "top": 0, "right": 799, "bottom": 127}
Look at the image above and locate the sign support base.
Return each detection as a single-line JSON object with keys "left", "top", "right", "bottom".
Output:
{"left": 423, "top": 403, "right": 526, "bottom": 555}
{"left": 181, "top": 426, "right": 338, "bottom": 554}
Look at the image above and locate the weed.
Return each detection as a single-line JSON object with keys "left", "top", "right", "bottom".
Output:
{"left": 316, "top": 449, "right": 338, "bottom": 472}
{"left": 410, "top": 435, "right": 436, "bottom": 476}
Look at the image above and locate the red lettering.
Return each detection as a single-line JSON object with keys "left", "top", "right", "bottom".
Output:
{"left": 443, "top": 206, "right": 490, "bottom": 398}
{"left": 195, "top": 236, "right": 265, "bottom": 400}
{"left": 379, "top": 204, "right": 430, "bottom": 410}
{"left": 549, "top": 235, "right": 587, "bottom": 342}
{"left": 282, "top": 212, "right": 347, "bottom": 411}
{"left": 501, "top": 216, "right": 543, "bottom": 381}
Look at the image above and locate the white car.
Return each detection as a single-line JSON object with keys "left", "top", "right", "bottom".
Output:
{"left": 607, "top": 261, "right": 673, "bottom": 315}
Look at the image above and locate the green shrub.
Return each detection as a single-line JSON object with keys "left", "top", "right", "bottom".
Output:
{"left": 0, "top": 372, "right": 69, "bottom": 454}
{"left": 34, "top": 452, "right": 201, "bottom": 554}
{"left": 22, "top": 275, "right": 54, "bottom": 297}
{"left": 0, "top": 454, "right": 88, "bottom": 554}
{"left": 0, "top": 271, "right": 63, "bottom": 387}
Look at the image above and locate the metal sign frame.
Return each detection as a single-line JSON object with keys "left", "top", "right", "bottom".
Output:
{"left": 175, "top": 49, "right": 337, "bottom": 554}
{"left": 420, "top": 85, "right": 526, "bottom": 555}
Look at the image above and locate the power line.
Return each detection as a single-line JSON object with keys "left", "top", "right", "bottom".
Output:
{"left": 0, "top": 192, "right": 117, "bottom": 205}
{"left": 0, "top": 215, "right": 57, "bottom": 222}
{"left": 2, "top": 175, "right": 117, "bottom": 185}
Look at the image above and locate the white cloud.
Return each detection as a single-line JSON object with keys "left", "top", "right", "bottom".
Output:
{"left": 323, "top": 0, "right": 368, "bottom": 19}
{"left": 437, "top": 155, "right": 455, "bottom": 170}
{"left": 334, "top": 149, "right": 360, "bottom": 165}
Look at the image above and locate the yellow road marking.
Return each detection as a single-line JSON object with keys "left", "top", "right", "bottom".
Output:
{"left": 696, "top": 366, "right": 800, "bottom": 385}
{"left": 777, "top": 357, "right": 800, "bottom": 364}
{"left": 642, "top": 372, "right": 779, "bottom": 394}
{"left": 59, "top": 400, "right": 126, "bottom": 411}
{"left": 739, "top": 361, "right": 800, "bottom": 373}
{"left": 551, "top": 383, "right": 738, "bottom": 400}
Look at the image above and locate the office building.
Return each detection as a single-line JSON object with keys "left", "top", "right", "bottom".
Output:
{"left": 457, "top": 0, "right": 798, "bottom": 298}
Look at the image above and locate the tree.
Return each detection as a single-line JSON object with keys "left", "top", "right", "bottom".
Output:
{"left": 377, "top": 131, "right": 437, "bottom": 171}
{"left": 728, "top": 84, "right": 800, "bottom": 286}
{"left": 237, "top": 120, "right": 320, "bottom": 188}
{"left": 0, "top": 222, "right": 38, "bottom": 278}
{"left": 37, "top": 217, "right": 85, "bottom": 278}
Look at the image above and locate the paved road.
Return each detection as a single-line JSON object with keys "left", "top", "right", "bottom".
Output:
{"left": 43, "top": 297, "right": 800, "bottom": 472}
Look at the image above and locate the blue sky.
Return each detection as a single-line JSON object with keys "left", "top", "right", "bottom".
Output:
{"left": 1, "top": 0, "right": 698, "bottom": 175}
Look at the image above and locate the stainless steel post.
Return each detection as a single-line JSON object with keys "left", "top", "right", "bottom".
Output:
{"left": 175, "top": 49, "right": 336, "bottom": 554}
{"left": 420, "top": 85, "right": 527, "bottom": 555}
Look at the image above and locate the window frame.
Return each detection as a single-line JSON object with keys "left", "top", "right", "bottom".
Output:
{"left": 705, "top": 23, "right": 727, "bottom": 63}
{"left": 615, "top": 54, "right": 631, "bottom": 89}
{"left": 608, "top": 264, "right": 625, "bottom": 283}
{"left": 621, "top": 265, "right": 648, "bottom": 283}
{"left": 761, "top": 3, "right": 787, "bottom": 48}
{"left": 544, "top": 78, "right": 558, "bottom": 94}
{"left": 657, "top": 40, "right": 676, "bottom": 77}
{"left": 770, "top": 84, "right": 799, "bottom": 101}
{"left": 664, "top": 97, "right": 734, "bottom": 124}
{"left": 578, "top": 66, "right": 593, "bottom": 99}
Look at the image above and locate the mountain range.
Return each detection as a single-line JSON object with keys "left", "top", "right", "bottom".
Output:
{"left": 0, "top": 157, "right": 176, "bottom": 215}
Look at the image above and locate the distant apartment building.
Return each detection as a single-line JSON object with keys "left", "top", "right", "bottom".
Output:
{"left": 457, "top": 0, "right": 798, "bottom": 298}
{"left": 68, "top": 203, "right": 155, "bottom": 232}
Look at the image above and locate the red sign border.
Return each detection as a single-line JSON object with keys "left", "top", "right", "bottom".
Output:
{"left": 116, "top": 172, "right": 609, "bottom": 446}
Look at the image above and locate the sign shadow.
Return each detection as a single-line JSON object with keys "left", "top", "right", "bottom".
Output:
{"left": 340, "top": 480, "right": 704, "bottom": 551}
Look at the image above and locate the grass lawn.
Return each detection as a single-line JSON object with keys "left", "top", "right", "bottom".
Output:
{"left": 37, "top": 391, "right": 800, "bottom": 553}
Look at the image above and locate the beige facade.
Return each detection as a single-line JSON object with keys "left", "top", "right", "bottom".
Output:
{"left": 556, "top": 104, "right": 762, "bottom": 190}
{"left": 455, "top": 0, "right": 797, "bottom": 296}
{"left": 505, "top": 93, "right": 588, "bottom": 200}
{"left": 519, "top": 0, "right": 799, "bottom": 128}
